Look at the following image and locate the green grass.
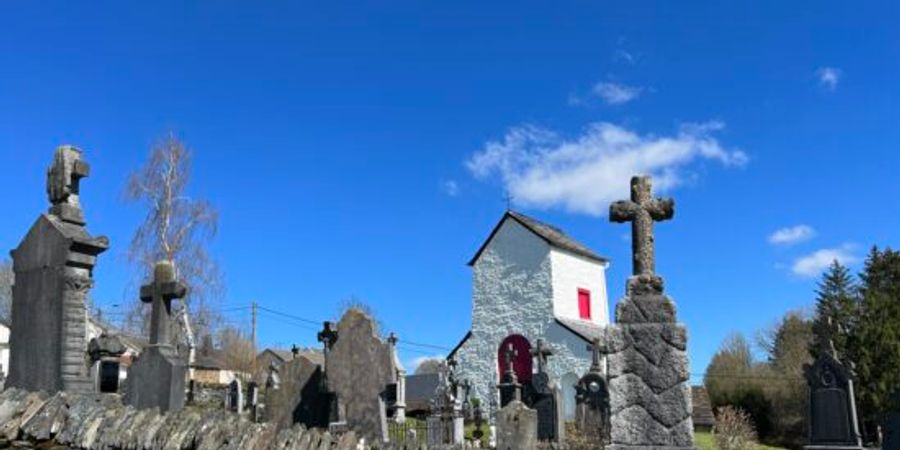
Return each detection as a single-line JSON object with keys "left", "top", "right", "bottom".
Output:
{"left": 694, "top": 431, "right": 789, "bottom": 450}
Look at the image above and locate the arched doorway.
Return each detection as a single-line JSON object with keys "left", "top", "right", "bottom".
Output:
{"left": 497, "top": 334, "right": 533, "bottom": 384}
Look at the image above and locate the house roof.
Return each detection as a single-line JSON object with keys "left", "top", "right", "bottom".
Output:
{"left": 405, "top": 373, "right": 441, "bottom": 406}
{"left": 467, "top": 211, "right": 607, "bottom": 266}
{"left": 257, "top": 348, "right": 325, "bottom": 366}
{"left": 554, "top": 317, "right": 604, "bottom": 344}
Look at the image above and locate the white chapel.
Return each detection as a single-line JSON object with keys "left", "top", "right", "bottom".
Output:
{"left": 449, "top": 211, "right": 610, "bottom": 419}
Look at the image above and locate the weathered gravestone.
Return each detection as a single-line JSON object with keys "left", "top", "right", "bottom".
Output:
{"left": 529, "top": 339, "right": 565, "bottom": 443}
{"left": 607, "top": 176, "right": 695, "bottom": 450}
{"left": 324, "top": 309, "right": 397, "bottom": 444}
{"left": 7, "top": 146, "right": 109, "bottom": 394}
{"left": 124, "top": 260, "right": 188, "bottom": 412}
{"left": 264, "top": 353, "right": 333, "bottom": 431}
{"left": 427, "top": 360, "right": 466, "bottom": 445}
{"left": 575, "top": 338, "right": 611, "bottom": 445}
{"left": 498, "top": 344, "right": 523, "bottom": 408}
{"left": 496, "top": 399, "right": 537, "bottom": 450}
{"left": 804, "top": 335, "right": 863, "bottom": 450}
{"left": 87, "top": 333, "right": 127, "bottom": 393}
{"left": 228, "top": 379, "right": 245, "bottom": 413}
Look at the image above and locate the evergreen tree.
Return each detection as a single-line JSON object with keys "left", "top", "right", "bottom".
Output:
{"left": 810, "top": 260, "right": 859, "bottom": 363}
{"left": 854, "top": 247, "right": 900, "bottom": 425}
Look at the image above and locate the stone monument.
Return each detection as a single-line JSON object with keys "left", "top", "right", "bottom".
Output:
{"left": 87, "top": 334, "right": 127, "bottom": 393}
{"left": 124, "top": 260, "right": 188, "bottom": 412}
{"left": 324, "top": 309, "right": 397, "bottom": 444}
{"left": 575, "top": 338, "right": 611, "bottom": 445}
{"left": 498, "top": 344, "right": 522, "bottom": 408}
{"left": 496, "top": 400, "right": 538, "bottom": 450}
{"left": 7, "top": 146, "right": 109, "bottom": 394}
{"left": 607, "top": 175, "right": 695, "bottom": 450}
{"left": 530, "top": 339, "right": 565, "bottom": 442}
{"left": 228, "top": 379, "right": 245, "bottom": 413}
{"left": 803, "top": 322, "right": 863, "bottom": 450}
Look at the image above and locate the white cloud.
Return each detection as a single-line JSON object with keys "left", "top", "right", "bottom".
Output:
{"left": 592, "top": 82, "right": 642, "bottom": 105}
{"left": 466, "top": 121, "right": 748, "bottom": 216}
{"left": 817, "top": 67, "right": 841, "bottom": 91}
{"left": 614, "top": 49, "right": 636, "bottom": 65}
{"left": 441, "top": 180, "right": 460, "bottom": 197}
{"left": 791, "top": 245, "right": 859, "bottom": 278}
{"left": 768, "top": 225, "right": 816, "bottom": 245}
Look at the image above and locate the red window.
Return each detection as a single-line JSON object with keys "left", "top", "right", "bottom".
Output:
{"left": 578, "top": 288, "right": 591, "bottom": 320}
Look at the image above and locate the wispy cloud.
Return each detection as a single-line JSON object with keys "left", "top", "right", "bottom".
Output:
{"left": 768, "top": 225, "right": 816, "bottom": 245}
{"left": 817, "top": 67, "right": 842, "bottom": 91}
{"left": 592, "top": 81, "right": 643, "bottom": 105}
{"left": 441, "top": 180, "right": 460, "bottom": 197}
{"left": 466, "top": 121, "right": 747, "bottom": 216}
{"left": 791, "top": 244, "right": 859, "bottom": 278}
{"left": 614, "top": 49, "right": 636, "bottom": 65}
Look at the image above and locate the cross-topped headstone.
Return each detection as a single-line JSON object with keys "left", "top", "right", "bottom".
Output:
{"left": 586, "top": 338, "right": 604, "bottom": 373}
{"left": 610, "top": 175, "right": 674, "bottom": 276}
{"left": 530, "top": 339, "right": 553, "bottom": 374}
{"left": 318, "top": 321, "right": 338, "bottom": 354}
{"left": 499, "top": 344, "right": 522, "bottom": 405}
{"left": 139, "top": 260, "right": 187, "bottom": 346}
{"left": 46, "top": 145, "right": 91, "bottom": 225}
{"left": 502, "top": 344, "right": 518, "bottom": 384}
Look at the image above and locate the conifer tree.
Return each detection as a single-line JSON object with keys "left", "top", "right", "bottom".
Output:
{"left": 854, "top": 247, "right": 900, "bottom": 424}
{"left": 810, "top": 260, "right": 858, "bottom": 363}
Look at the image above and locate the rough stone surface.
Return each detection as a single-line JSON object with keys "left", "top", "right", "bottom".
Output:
{"left": 325, "top": 309, "right": 395, "bottom": 445}
{"left": 7, "top": 147, "right": 108, "bottom": 395}
{"left": 496, "top": 400, "right": 537, "bottom": 450}
{"left": 266, "top": 354, "right": 330, "bottom": 431}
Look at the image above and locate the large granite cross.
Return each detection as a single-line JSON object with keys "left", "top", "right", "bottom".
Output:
{"left": 610, "top": 175, "right": 674, "bottom": 276}
{"left": 140, "top": 260, "right": 187, "bottom": 346}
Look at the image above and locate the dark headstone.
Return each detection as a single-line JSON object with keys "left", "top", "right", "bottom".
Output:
{"left": 529, "top": 339, "right": 564, "bottom": 442}
{"left": 228, "top": 379, "right": 244, "bottom": 413}
{"left": 266, "top": 351, "right": 331, "bottom": 431}
{"left": 88, "top": 334, "right": 127, "bottom": 393}
{"left": 123, "top": 260, "right": 188, "bottom": 412}
{"left": 7, "top": 146, "right": 109, "bottom": 394}
{"left": 498, "top": 343, "right": 522, "bottom": 408}
{"left": 804, "top": 352, "right": 863, "bottom": 449}
{"left": 324, "top": 309, "right": 396, "bottom": 444}
{"left": 607, "top": 176, "right": 694, "bottom": 450}
{"left": 576, "top": 340, "right": 610, "bottom": 445}
{"left": 97, "top": 361, "right": 120, "bottom": 393}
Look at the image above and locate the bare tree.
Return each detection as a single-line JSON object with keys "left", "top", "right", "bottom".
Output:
{"left": 414, "top": 358, "right": 446, "bottom": 375}
{"left": 124, "top": 133, "right": 224, "bottom": 364}
{"left": 218, "top": 325, "right": 256, "bottom": 377}
{"left": 0, "top": 259, "right": 12, "bottom": 323}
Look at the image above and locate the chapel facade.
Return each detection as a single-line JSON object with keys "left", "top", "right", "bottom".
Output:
{"left": 450, "top": 211, "right": 610, "bottom": 419}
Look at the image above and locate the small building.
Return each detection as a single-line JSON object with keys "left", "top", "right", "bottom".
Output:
{"left": 451, "top": 211, "right": 611, "bottom": 420}
{"left": 255, "top": 347, "right": 323, "bottom": 382}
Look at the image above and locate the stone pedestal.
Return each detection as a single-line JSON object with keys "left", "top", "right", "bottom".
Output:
{"left": 124, "top": 345, "right": 187, "bottom": 411}
{"left": 607, "top": 279, "right": 696, "bottom": 450}
{"left": 7, "top": 146, "right": 108, "bottom": 395}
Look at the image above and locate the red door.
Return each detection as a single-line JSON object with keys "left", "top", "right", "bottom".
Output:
{"left": 497, "top": 334, "right": 533, "bottom": 383}
{"left": 578, "top": 288, "right": 592, "bottom": 320}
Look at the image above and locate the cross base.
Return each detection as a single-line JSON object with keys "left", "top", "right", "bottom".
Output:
{"left": 626, "top": 274, "right": 665, "bottom": 296}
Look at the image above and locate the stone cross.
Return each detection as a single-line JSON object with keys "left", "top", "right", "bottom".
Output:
{"left": 139, "top": 260, "right": 188, "bottom": 346}
{"left": 610, "top": 175, "right": 674, "bottom": 276}
{"left": 586, "top": 338, "right": 604, "bottom": 373}
{"left": 502, "top": 344, "right": 518, "bottom": 384}
{"left": 318, "top": 321, "right": 338, "bottom": 354}
{"left": 530, "top": 339, "right": 553, "bottom": 374}
{"left": 46, "top": 145, "right": 91, "bottom": 225}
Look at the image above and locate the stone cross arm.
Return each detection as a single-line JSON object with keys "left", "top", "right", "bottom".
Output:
{"left": 609, "top": 197, "right": 674, "bottom": 223}
{"left": 139, "top": 280, "right": 188, "bottom": 304}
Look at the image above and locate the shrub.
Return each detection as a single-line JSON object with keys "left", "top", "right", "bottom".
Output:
{"left": 714, "top": 406, "right": 758, "bottom": 450}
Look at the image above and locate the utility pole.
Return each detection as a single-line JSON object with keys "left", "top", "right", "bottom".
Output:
{"left": 251, "top": 300, "right": 258, "bottom": 351}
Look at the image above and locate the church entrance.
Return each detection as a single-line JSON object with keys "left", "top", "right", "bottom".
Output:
{"left": 497, "top": 334, "right": 533, "bottom": 384}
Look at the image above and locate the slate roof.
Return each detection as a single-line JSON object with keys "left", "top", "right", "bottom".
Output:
{"left": 554, "top": 317, "right": 605, "bottom": 343}
{"left": 468, "top": 211, "right": 607, "bottom": 266}
{"left": 405, "top": 373, "right": 441, "bottom": 412}
{"left": 257, "top": 348, "right": 325, "bottom": 366}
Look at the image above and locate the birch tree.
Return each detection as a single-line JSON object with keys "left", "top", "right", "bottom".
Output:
{"left": 124, "top": 133, "right": 223, "bottom": 363}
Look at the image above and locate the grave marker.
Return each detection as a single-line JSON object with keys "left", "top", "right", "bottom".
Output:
{"left": 804, "top": 327, "right": 863, "bottom": 450}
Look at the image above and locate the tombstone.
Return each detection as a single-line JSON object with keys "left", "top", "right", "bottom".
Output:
{"left": 247, "top": 382, "right": 260, "bottom": 421}
{"left": 427, "top": 360, "right": 466, "bottom": 445}
{"left": 529, "top": 339, "right": 565, "bottom": 442}
{"left": 498, "top": 344, "right": 522, "bottom": 408}
{"left": 87, "top": 334, "right": 127, "bottom": 393}
{"left": 804, "top": 334, "right": 863, "bottom": 450}
{"left": 7, "top": 146, "right": 109, "bottom": 394}
{"left": 265, "top": 362, "right": 281, "bottom": 391}
{"left": 575, "top": 338, "right": 611, "bottom": 445}
{"left": 324, "top": 309, "right": 397, "bottom": 444}
{"left": 123, "top": 260, "right": 189, "bottom": 412}
{"left": 607, "top": 176, "right": 694, "bottom": 450}
{"left": 496, "top": 400, "right": 537, "bottom": 450}
{"left": 387, "top": 333, "right": 407, "bottom": 423}
{"left": 228, "top": 379, "right": 245, "bottom": 413}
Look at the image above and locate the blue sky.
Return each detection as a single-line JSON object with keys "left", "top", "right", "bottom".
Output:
{"left": 1, "top": 1, "right": 898, "bottom": 381}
